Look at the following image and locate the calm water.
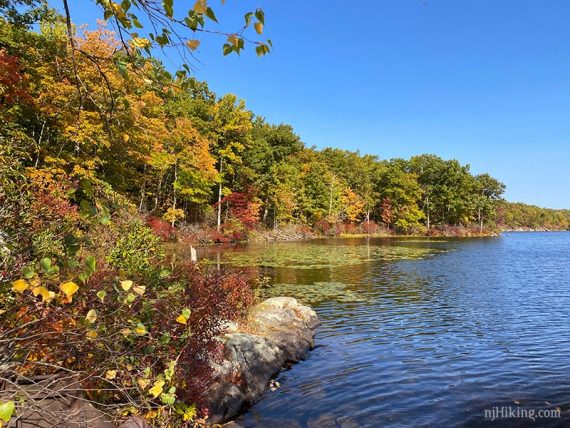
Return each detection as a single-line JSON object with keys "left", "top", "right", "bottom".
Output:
{"left": 196, "top": 233, "right": 570, "bottom": 427}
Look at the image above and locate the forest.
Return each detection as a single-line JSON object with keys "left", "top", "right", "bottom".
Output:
{"left": 3, "top": 5, "right": 561, "bottom": 248}
{"left": 1, "top": 2, "right": 570, "bottom": 426}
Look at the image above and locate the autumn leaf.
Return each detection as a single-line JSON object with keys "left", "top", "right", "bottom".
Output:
{"left": 186, "top": 39, "right": 200, "bottom": 51}
{"left": 176, "top": 308, "right": 191, "bottom": 325}
{"left": 148, "top": 379, "right": 165, "bottom": 398}
{"left": 96, "top": 290, "right": 107, "bottom": 302}
{"left": 193, "top": 0, "right": 207, "bottom": 14}
{"left": 254, "top": 22, "right": 263, "bottom": 34}
{"left": 120, "top": 280, "right": 133, "bottom": 291}
{"left": 133, "top": 285, "right": 146, "bottom": 296}
{"left": 137, "top": 378, "right": 150, "bottom": 390}
{"left": 32, "top": 286, "right": 56, "bottom": 303}
{"left": 85, "top": 309, "right": 97, "bottom": 324}
{"left": 120, "top": 328, "right": 132, "bottom": 337}
{"left": 134, "top": 323, "right": 147, "bottom": 335}
{"left": 60, "top": 281, "right": 79, "bottom": 302}
{"left": 86, "top": 330, "right": 98, "bottom": 339}
{"left": 105, "top": 370, "right": 117, "bottom": 380}
{"left": 131, "top": 37, "right": 151, "bottom": 49}
{"left": 12, "top": 279, "right": 29, "bottom": 293}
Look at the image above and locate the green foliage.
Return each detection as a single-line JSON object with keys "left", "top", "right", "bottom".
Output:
{"left": 107, "top": 222, "right": 163, "bottom": 275}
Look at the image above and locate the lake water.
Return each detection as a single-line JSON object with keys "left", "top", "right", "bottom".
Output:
{"left": 197, "top": 232, "right": 570, "bottom": 427}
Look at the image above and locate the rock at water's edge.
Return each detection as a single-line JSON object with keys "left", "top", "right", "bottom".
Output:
{"left": 205, "top": 297, "right": 319, "bottom": 424}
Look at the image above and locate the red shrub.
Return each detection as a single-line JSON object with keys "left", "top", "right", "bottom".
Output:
{"left": 167, "top": 264, "right": 255, "bottom": 409}
{"left": 146, "top": 216, "right": 175, "bottom": 241}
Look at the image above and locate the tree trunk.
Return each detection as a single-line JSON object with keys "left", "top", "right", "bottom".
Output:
{"left": 138, "top": 165, "right": 147, "bottom": 212}
{"left": 328, "top": 176, "right": 335, "bottom": 217}
{"left": 171, "top": 160, "right": 177, "bottom": 227}
{"left": 217, "top": 159, "right": 223, "bottom": 232}
{"left": 425, "top": 196, "right": 430, "bottom": 229}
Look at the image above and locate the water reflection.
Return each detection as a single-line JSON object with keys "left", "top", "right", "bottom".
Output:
{"left": 188, "top": 234, "right": 570, "bottom": 427}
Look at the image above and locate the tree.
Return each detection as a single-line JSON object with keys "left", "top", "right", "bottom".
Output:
{"left": 376, "top": 161, "right": 425, "bottom": 233}
{"left": 472, "top": 173, "right": 505, "bottom": 231}
{"left": 210, "top": 94, "right": 253, "bottom": 231}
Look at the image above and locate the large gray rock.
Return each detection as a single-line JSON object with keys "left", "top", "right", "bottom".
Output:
{"left": 206, "top": 297, "right": 319, "bottom": 424}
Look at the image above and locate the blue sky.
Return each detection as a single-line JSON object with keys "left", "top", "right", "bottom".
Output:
{"left": 64, "top": 1, "right": 570, "bottom": 208}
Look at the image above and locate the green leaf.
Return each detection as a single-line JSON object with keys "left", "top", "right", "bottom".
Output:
{"left": 78, "top": 272, "right": 89, "bottom": 284}
{"left": 96, "top": 290, "right": 107, "bottom": 302}
{"left": 116, "top": 60, "right": 128, "bottom": 78}
{"left": 131, "top": 15, "right": 143, "bottom": 28}
{"left": 99, "top": 211, "right": 111, "bottom": 225}
{"left": 0, "top": 400, "right": 15, "bottom": 423}
{"left": 159, "top": 268, "right": 171, "bottom": 278}
{"left": 85, "top": 256, "right": 96, "bottom": 274}
{"left": 23, "top": 266, "right": 35, "bottom": 279}
{"left": 223, "top": 43, "right": 233, "bottom": 56}
{"left": 205, "top": 7, "right": 218, "bottom": 23}
{"left": 163, "top": 0, "right": 173, "bottom": 17}
{"left": 40, "top": 257, "right": 51, "bottom": 272}
{"left": 244, "top": 12, "right": 254, "bottom": 26}
{"left": 255, "top": 8, "right": 265, "bottom": 24}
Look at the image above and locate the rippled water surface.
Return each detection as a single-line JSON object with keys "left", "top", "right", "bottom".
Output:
{"left": 198, "top": 233, "right": 570, "bottom": 427}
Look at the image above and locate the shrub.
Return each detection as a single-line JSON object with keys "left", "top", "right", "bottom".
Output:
{"left": 106, "top": 222, "right": 163, "bottom": 276}
{"left": 146, "top": 216, "right": 175, "bottom": 241}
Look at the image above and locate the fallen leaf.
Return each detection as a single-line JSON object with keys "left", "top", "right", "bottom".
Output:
{"left": 85, "top": 309, "right": 97, "bottom": 324}
{"left": 148, "top": 380, "right": 165, "bottom": 398}
{"left": 12, "top": 279, "right": 29, "bottom": 293}
{"left": 60, "top": 281, "right": 79, "bottom": 302}
{"left": 32, "top": 286, "right": 56, "bottom": 303}
{"left": 120, "top": 280, "right": 133, "bottom": 291}
{"left": 133, "top": 285, "right": 146, "bottom": 296}
{"left": 0, "top": 401, "right": 15, "bottom": 423}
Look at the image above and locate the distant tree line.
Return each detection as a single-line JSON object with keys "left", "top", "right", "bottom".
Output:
{"left": 1, "top": 7, "right": 566, "bottom": 240}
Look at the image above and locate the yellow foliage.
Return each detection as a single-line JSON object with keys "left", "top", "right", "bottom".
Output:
{"left": 12, "top": 279, "right": 29, "bottom": 293}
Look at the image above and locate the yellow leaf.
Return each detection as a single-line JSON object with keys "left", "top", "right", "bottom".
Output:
{"left": 105, "top": 370, "right": 117, "bottom": 380}
{"left": 137, "top": 378, "right": 150, "bottom": 390}
{"left": 86, "top": 330, "right": 98, "bottom": 339}
{"left": 120, "top": 328, "right": 132, "bottom": 337}
{"left": 148, "top": 380, "right": 165, "bottom": 398}
{"left": 193, "top": 0, "right": 207, "bottom": 14}
{"left": 122, "top": 133, "right": 130, "bottom": 143}
{"left": 59, "top": 281, "right": 79, "bottom": 301}
{"left": 254, "top": 22, "right": 263, "bottom": 34}
{"left": 131, "top": 37, "right": 151, "bottom": 48}
{"left": 120, "top": 280, "right": 133, "bottom": 291}
{"left": 134, "top": 323, "right": 147, "bottom": 335}
{"left": 176, "top": 314, "right": 187, "bottom": 325}
{"left": 228, "top": 34, "right": 239, "bottom": 46}
{"left": 186, "top": 39, "right": 200, "bottom": 51}
{"left": 133, "top": 285, "right": 146, "bottom": 296}
{"left": 12, "top": 279, "right": 29, "bottom": 293}
{"left": 85, "top": 309, "right": 97, "bottom": 324}
{"left": 32, "top": 286, "right": 56, "bottom": 303}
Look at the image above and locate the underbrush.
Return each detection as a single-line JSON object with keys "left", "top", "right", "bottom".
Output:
{"left": 0, "top": 170, "right": 255, "bottom": 426}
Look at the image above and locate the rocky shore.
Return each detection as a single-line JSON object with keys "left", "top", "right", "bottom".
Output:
{"left": 206, "top": 297, "right": 319, "bottom": 424}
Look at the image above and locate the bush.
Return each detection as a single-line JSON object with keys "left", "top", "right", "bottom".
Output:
{"left": 146, "top": 216, "right": 175, "bottom": 241}
{"left": 106, "top": 222, "right": 163, "bottom": 276}
{"left": 0, "top": 176, "right": 255, "bottom": 426}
